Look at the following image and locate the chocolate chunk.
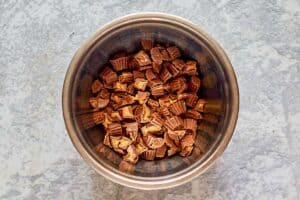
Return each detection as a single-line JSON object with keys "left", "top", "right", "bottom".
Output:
{"left": 134, "top": 50, "right": 152, "bottom": 66}
{"left": 150, "top": 47, "right": 163, "bottom": 65}
{"left": 167, "top": 46, "right": 181, "bottom": 60}
{"left": 110, "top": 56, "right": 129, "bottom": 72}
{"left": 107, "top": 123, "right": 123, "bottom": 135}
{"left": 160, "top": 67, "right": 172, "bottom": 83}
{"left": 99, "top": 67, "right": 118, "bottom": 85}
{"left": 169, "top": 100, "right": 186, "bottom": 115}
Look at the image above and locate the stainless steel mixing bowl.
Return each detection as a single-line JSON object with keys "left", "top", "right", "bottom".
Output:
{"left": 62, "top": 12, "right": 239, "bottom": 190}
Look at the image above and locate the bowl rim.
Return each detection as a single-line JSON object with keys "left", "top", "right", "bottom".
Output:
{"left": 62, "top": 12, "right": 239, "bottom": 190}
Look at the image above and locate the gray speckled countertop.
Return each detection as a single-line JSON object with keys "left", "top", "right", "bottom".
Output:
{"left": 0, "top": 0, "right": 299, "bottom": 199}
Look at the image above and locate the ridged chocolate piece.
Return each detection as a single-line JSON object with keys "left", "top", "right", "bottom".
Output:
{"left": 188, "top": 76, "right": 201, "bottom": 93}
{"left": 186, "top": 94, "right": 198, "bottom": 107}
{"left": 169, "top": 100, "right": 186, "bottom": 115}
{"left": 99, "top": 67, "right": 118, "bottom": 85}
{"left": 110, "top": 56, "right": 129, "bottom": 72}
{"left": 183, "top": 61, "right": 198, "bottom": 76}
{"left": 107, "top": 123, "right": 123, "bottom": 135}
{"left": 161, "top": 49, "right": 171, "bottom": 61}
{"left": 147, "top": 99, "right": 160, "bottom": 109}
{"left": 158, "top": 106, "right": 171, "bottom": 117}
{"left": 167, "top": 46, "right": 181, "bottom": 60}
{"left": 165, "top": 116, "right": 183, "bottom": 130}
{"left": 172, "top": 59, "right": 185, "bottom": 70}
{"left": 159, "top": 67, "right": 172, "bottom": 83}
{"left": 150, "top": 47, "right": 163, "bottom": 65}
{"left": 183, "top": 118, "right": 197, "bottom": 132}
{"left": 142, "top": 149, "right": 156, "bottom": 160}
{"left": 166, "top": 63, "right": 180, "bottom": 77}
{"left": 134, "top": 50, "right": 152, "bottom": 66}
{"left": 151, "top": 112, "right": 164, "bottom": 127}
{"left": 151, "top": 85, "right": 165, "bottom": 96}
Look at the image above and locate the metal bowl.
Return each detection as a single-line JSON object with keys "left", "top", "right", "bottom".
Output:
{"left": 62, "top": 12, "right": 239, "bottom": 190}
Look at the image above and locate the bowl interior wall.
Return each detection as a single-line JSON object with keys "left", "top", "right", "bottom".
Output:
{"left": 71, "top": 22, "right": 230, "bottom": 177}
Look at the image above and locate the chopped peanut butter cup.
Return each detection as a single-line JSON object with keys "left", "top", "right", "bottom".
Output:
{"left": 110, "top": 56, "right": 129, "bottom": 72}
{"left": 84, "top": 39, "right": 214, "bottom": 163}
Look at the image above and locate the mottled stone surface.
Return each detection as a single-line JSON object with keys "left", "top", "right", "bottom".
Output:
{"left": 0, "top": 0, "right": 299, "bottom": 199}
